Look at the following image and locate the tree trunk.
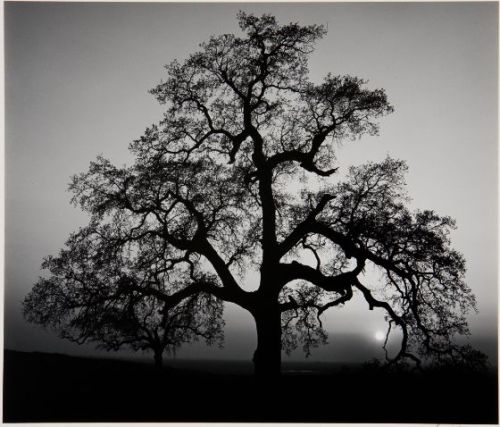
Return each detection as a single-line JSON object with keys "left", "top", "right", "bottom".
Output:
{"left": 252, "top": 306, "right": 282, "bottom": 378}
{"left": 153, "top": 348, "right": 163, "bottom": 370}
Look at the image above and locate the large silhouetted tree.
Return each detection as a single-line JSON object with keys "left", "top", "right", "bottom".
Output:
{"left": 25, "top": 13, "right": 484, "bottom": 377}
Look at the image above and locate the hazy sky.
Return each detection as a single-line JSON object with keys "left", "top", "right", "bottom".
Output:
{"left": 5, "top": 2, "right": 498, "bottom": 363}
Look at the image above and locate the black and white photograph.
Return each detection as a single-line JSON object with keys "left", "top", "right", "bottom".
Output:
{"left": 4, "top": 1, "right": 498, "bottom": 423}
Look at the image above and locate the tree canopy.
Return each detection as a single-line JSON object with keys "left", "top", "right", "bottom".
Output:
{"left": 24, "top": 12, "right": 484, "bottom": 376}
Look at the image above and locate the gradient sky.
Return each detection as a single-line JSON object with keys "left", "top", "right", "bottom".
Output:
{"left": 4, "top": 2, "right": 498, "bottom": 363}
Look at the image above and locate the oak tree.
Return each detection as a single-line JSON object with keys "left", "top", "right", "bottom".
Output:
{"left": 25, "top": 13, "right": 483, "bottom": 377}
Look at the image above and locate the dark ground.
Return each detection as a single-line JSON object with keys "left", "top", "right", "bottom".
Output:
{"left": 3, "top": 349, "right": 498, "bottom": 423}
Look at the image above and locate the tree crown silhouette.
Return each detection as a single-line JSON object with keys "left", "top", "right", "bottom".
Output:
{"left": 24, "top": 12, "right": 484, "bottom": 376}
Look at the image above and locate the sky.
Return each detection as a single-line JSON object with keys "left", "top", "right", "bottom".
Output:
{"left": 4, "top": 2, "right": 498, "bottom": 364}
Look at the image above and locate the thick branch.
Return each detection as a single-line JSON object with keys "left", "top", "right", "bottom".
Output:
{"left": 197, "top": 239, "right": 249, "bottom": 303}
{"left": 278, "top": 258, "right": 364, "bottom": 294}
{"left": 310, "top": 221, "right": 411, "bottom": 279}
{"left": 279, "top": 286, "right": 353, "bottom": 314}
{"left": 266, "top": 124, "right": 338, "bottom": 175}
{"left": 353, "top": 277, "right": 419, "bottom": 366}
{"left": 120, "top": 278, "right": 242, "bottom": 311}
{"left": 278, "top": 194, "right": 335, "bottom": 259}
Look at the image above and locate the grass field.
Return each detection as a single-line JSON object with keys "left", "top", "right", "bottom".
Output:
{"left": 3, "top": 349, "right": 498, "bottom": 423}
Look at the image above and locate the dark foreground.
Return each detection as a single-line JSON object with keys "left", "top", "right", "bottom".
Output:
{"left": 4, "top": 349, "right": 498, "bottom": 423}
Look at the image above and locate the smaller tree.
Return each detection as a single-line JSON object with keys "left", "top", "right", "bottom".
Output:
{"left": 23, "top": 222, "right": 224, "bottom": 368}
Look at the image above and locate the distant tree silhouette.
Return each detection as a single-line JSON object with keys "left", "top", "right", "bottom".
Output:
{"left": 24, "top": 13, "right": 484, "bottom": 377}
{"left": 24, "top": 227, "right": 223, "bottom": 368}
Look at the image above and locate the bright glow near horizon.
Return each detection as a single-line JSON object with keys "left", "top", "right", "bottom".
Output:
{"left": 374, "top": 331, "right": 386, "bottom": 342}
